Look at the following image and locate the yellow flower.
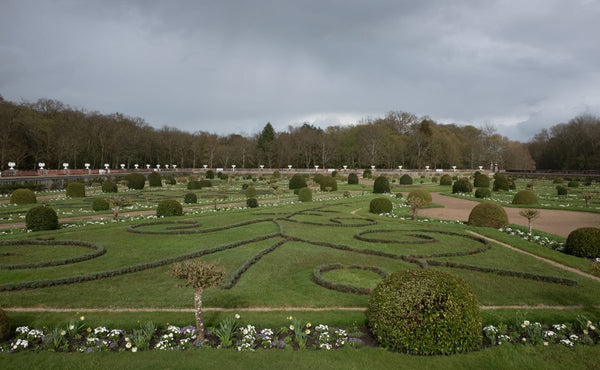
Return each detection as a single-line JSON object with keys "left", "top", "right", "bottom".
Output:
{"left": 60, "top": 330, "right": 66, "bottom": 336}
{"left": 305, "top": 329, "right": 310, "bottom": 335}
{"left": 68, "top": 325, "right": 75, "bottom": 330}
{"left": 87, "top": 327, "right": 92, "bottom": 333}
{"left": 289, "top": 325, "right": 294, "bottom": 330}
{"left": 287, "top": 316, "right": 293, "bottom": 320}
{"left": 80, "top": 316, "right": 85, "bottom": 321}
{"left": 306, "top": 323, "right": 311, "bottom": 328}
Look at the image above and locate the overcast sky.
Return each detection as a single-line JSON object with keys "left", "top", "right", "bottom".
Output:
{"left": 1, "top": 0, "right": 599, "bottom": 141}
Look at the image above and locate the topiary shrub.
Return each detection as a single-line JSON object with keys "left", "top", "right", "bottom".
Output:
{"left": 289, "top": 174, "right": 307, "bottom": 190}
{"left": 26, "top": 205, "right": 59, "bottom": 231}
{"left": 66, "top": 182, "right": 85, "bottom": 197}
{"left": 473, "top": 173, "right": 490, "bottom": 188}
{"left": 553, "top": 177, "right": 565, "bottom": 184}
{"left": 474, "top": 188, "right": 491, "bottom": 199}
{"left": 126, "top": 173, "right": 146, "bottom": 190}
{"left": 0, "top": 308, "right": 9, "bottom": 341}
{"left": 399, "top": 174, "right": 413, "bottom": 185}
{"left": 508, "top": 178, "right": 516, "bottom": 190}
{"left": 362, "top": 169, "right": 372, "bottom": 179}
{"left": 319, "top": 176, "right": 337, "bottom": 191}
{"left": 156, "top": 199, "right": 183, "bottom": 217}
{"left": 164, "top": 175, "right": 177, "bottom": 185}
{"left": 187, "top": 181, "right": 201, "bottom": 190}
{"left": 556, "top": 185, "right": 568, "bottom": 196}
{"left": 184, "top": 192, "right": 197, "bottom": 204}
{"left": 439, "top": 174, "right": 452, "bottom": 186}
{"left": 348, "top": 173, "right": 359, "bottom": 184}
{"left": 373, "top": 176, "right": 391, "bottom": 194}
{"left": 245, "top": 186, "right": 257, "bottom": 198}
{"left": 148, "top": 172, "right": 162, "bottom": 187}
{"left": 92, "top": 198, "right": 110, "bottom": 211}
{"left": 10, "top": 188, "right": 36, "bottom": 204}
{"left": 331, "top": 171, "right": 338, "bottom": 177}
{"left": 367, "top": 269, "right": 481, "bottom": 355}
{"left": 298, "top": 187, "right": 312, "bottom": 202}
{"left": 564, "top": 227, "right": 600, "bottom": 258}
{"left": 395, "top": 192, "right": 403, "bottom": 199}
{"left": 199, "top": 180, "right": 212, "bottom": 188}
{"left": 246, "top": 197, "right": 259, "bottom": 208}
{"left": 313, "top": 173, "right": 324, "bottom": 185}
{"left": 468, "top": 203, "right": 508, "bottom": 228}
{"left": 205, "top": 170, "right": 215, "bottom": 179}
{"left": 512, "top": 190, "right": 538, "bottom": 204}
{"left": 102, "top": 181, "right": 118, "bottom": 193}
{"left": 568, "top": 181, "right": 579, "bottom": 188}
{"left": 452, "top": 178, "right": 473, "bottom": 194}
{"left": 272, "top": 170, "right": 281, "bottom": 179}
{"left": 369, "top": 197, "right": 393, "bottom": 214}
{"left": 493, "top": 173, "right": 510, "bottom": 192}
{"left": 407, "top": 189, "right": 432, "bottom": 205}
{"left": 218, "top": 172, "right": 228, "bottom": 180}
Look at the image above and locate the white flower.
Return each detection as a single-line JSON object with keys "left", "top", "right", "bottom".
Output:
{"left": 80, "top": 316, "right": 85, "bottom": 321}
{"left": 543, "top": 341, "right": 548, "bottom": 346}
{"left": 235, "top": 314, "right": 241, "bottom": 319}
{"left": 126, "top": 342, "right": 132, "bottom": 349}
{"left": 132, "top": 347, "right": 138, "bottom": 352}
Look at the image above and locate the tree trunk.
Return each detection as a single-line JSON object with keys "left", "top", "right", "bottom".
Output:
{"left": 194, "top": 288, "right": 205, "bottom": 341}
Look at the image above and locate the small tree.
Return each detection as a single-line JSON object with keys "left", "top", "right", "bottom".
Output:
{"left": 407, "top": 195, "right": 426, "bottom": 221}
{"left": 171, "top": 260, "right": 224, "bottom": 341}
{"left": 108, "top": 197, "right": 131, "bottom": 220}
{"left": 519, "top": 209, "right": 540, "bottom": 237}
{"left": 582, "top": 192, "right": 594, "bottom": 208}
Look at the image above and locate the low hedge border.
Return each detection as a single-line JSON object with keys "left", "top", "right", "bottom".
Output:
{"left": 223, "top": 239, "right": 287, "bottom": 289}
{"left": 127, "top": 219, "right": 271, "bottom": 235}
{"left": 0, "top": 240, "right": 105, "bottom": 270}
{"left": 355, "top": 229, "right": 438, "bottom": 244}
{"left": 311, "top": 263, "right": 388, "bottom": 295}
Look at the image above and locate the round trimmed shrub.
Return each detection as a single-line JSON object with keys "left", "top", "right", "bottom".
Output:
{"left": 399, "top": 174, "right": 413, "bottom": 185}
{"left": 187, "top": 181, "right": 201, "bottom": 190}
{"left": 184, "top": 192, "right": 197, "bottom": 204}
{"left": 0, "top": 308, "right": 9, "bottom": 341}
{"left": 205, "top": 170, "right": 215, "bottom": 179}
{"left": 348, "top": 173, "right": 359, "bottom": 184}
{"left": 66, "top": 182, "right": 85, "bottom": 197}
{"left": 245, "top": 186, "right": 257, "bottom": 198}
{"left": 369, "top": 197, "right": 393, "bottom": 214}
{"left": 556, "top": 185, "right": 568, "bottom": 196}
{"left": 407, "top": 189, "right": 432, "bottom": 205}
{"left": 553, "top": 177, "right": 565, "bottom": 184}
{"left": 367, "top": 269, "right": 481, "bottom": 355}
{"left": 156, "top": 199, "right": 183, "bottom": 217}
{"left": 373, "top": 176, "right": 391, "bottom": 194}
{"left": 148, "top": 172, "right": 162, "bottom": 187}
{"left": 298, "top": 187, "right": 312, "bottom": 202}
{"left": 26, "top": 205, "right": 59, "bottom": 231}
{"left": 102, "top": 181, "right": 118, "bottom": 193}
{"left": 289, "top": 174, "right": 307, "bottom": 190}
{"left": 512, "top": 190, "right": 538, "bottom": 204}
{"left": 565, "top": 227, "right": 600, "bottom": 258}
{"left": 493, "top": 174, "right": 510, "bottom": 192}
{"left": 439, "top": 174, "right": 452, "bottom": 186}
{"left": 164, "top": 175, "right": 177, "bottom": 185}
{"left": 246, "top": 197, "right": 258, "bottom": 208}
{"left": 395, "top": 192, "right": 403, "bottom": 199}
{"left": 363, "top": 169, "right": 372, "bottom": 179}
{"left": 331, "top": 171, "right": 338, "bottom": 177}
{"left": 199, "top": 180, "right": 212, "bottom": 188}
{"left": 218, "top": 172, "right": 228, "bottom": 180}
{"left": 468, "top": 203, "right": 508, "bottom": 228}
{"left": 126, "top": 173, "right": 146, "bottom": 190}
{"left": 10, "top": 188, "right": 36, "bottom": 204}
{"left": 568, "top": 181, "right": 579, "bottom": 188}
{"left": 313, "top": 173, "right": 324, "bottom": 185}
{"left": 474, "top": 188, "right": 492, "bottom": 199}
{"left": 473, "top": 173, "right": 490, "bottom": 188}
{"left": 92, "top": 198, "right": 110, "bottom": 211}
{"left": 319, "top": 176, "right": 337, "bottom": 191}
{"left": 452, "top": 178, "right": 473, "bottom": 194}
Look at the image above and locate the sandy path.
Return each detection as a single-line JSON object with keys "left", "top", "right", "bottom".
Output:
{"left": 420, "top": 193, "right": 600, "bottom": 238}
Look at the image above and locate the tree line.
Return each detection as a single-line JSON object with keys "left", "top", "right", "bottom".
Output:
{"left": 1, "top": 95, "right": 592, "bottom": 171}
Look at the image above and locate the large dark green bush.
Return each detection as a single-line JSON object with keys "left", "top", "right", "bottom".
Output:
{"left": 363, "top": 169, "right": 372, "bottom": 179}
{"left": 26, "top": 205, "right": 59, "bottom": 231}
{"left": 369, "top": 197, "right": 393, "bottom": 214}
{"left": 245, "top": 186, "right": 257, "bottom": 198}
{"left": 556, "top": 185, "right": 568, "bottom": 196}
{"left": 92, "top": 198, "right": 110, "bottom": 211}
{"left": 367, "top": 269, "right": 482, "bottom": 355}
{"left": 565, "top": 227, "right": 600, "bottom": 258}
{"left": 373, "top": 176, "right": 391, "bottom": 194}
{"left": 319, "top": 176, "right": 337, "bottom": 191}
{"left": 102, "top": 181, "right": 118, "bottom": 193}
{"left": 205, "top": 170, "right": 215, "bottom": 179}
{"left": 493, "top": 173, "right": 510, "bottom": 192}
{"left": 10, "top": 188, "right": 36, "bottom": 204}
{"left": 164, "top": 175, "right": 177, "bottom": 185}
{"left": 298, "top": 187, "right": 312, "bottom": 202}
{"left": 399, "top": 174, "right": 413, "bottom": 185}
{"left": 199, "top": 180, "right": 212, "bottom": 188}
{"left": 0, "top": 308, "right": 9, "bottom": 341}
{"left": 156, "top": 199, "right": 183, "bottom": 217}
{"left": 126, "top": 173, "right": 146, "bottom": 190}
{"left": 66, "top": 182, "right": 85, "bottom": 197}
{"left": 553, "top": 177, "right": 565, "bottom": 184}
{"left": 452, "top": 178, "right": 473, "bottom": 194}
{"left": 289, "top": 174, "right": 307, "bottom": 190}
{"left": 348, "top": 173, "right": 359, "bottom": 184}
{"left": 148, "top": 172, "right": 162, "bottom": 187}
{"left": 184, "top": 192, "right": 197, "bottom": 204}
{"left": 468, "top": 203, "right": 509, "bottom": 228}
{"left": 439, "top": 174, "right": 452, "bottom": 186}
{"left": 568, "top": 181, "right": 580, "bottom": 188}
{"left": 473, "top": 173, "right": 490, "bottom": 188}
{"left": 187, "top": 181, "right": 201, "bottom": 190}
{"left": 313, "top": 173, "right": 324, "bottom": 185}
{"left": 512, "top": 190, "right": 538, "bottom": 204}
{"left": 474, "top": 188, "right": 492, "bottom": 199}
{"left": 246, "top": 197, "right": 259, "bottom": 208}
{"left": 407, "top": 189, "right": 432, "bottom": 205}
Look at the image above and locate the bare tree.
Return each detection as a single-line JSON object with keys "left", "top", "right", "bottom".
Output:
{"left": 519, "top": 209, "right": 540, "bottom": 237}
